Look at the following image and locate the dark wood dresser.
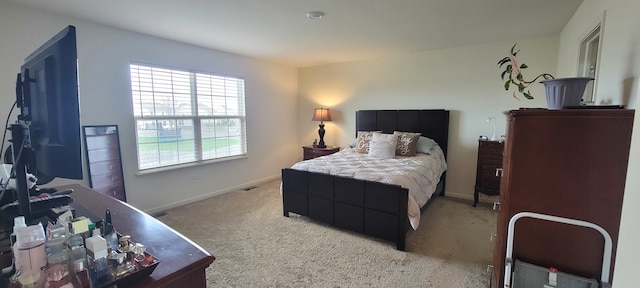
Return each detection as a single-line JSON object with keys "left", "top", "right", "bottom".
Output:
{"left": 57, "top": 184, "right": 215, "bottom": 287}
{"left": 491, "top": 108, "right": 634, "bottom": 288}
{"left": 474, "top": 140, "right": 504, "bottom": 207}
{"left": 303, "top": 145, "right": 340, "bottom": 160}
{"left": 83, "top": 125, "right": 126, "bottom": 201}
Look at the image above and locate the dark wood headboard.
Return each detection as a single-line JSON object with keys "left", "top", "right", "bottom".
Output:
{"left": 355, "top": 109, "right": 450, "bottom": 157}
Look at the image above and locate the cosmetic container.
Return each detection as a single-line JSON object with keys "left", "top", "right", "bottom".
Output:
{"left": 113, "top": 252, "right": 136, "bottom": 278}
{"left": 73, "top": 259, "right": 91, "bottom": 288}
{"left": 44, "top": 238, "right": 74, "bottom": 288}
{"left": 86, "top": 235, "right": 111, "bottom": 284}
{"left": 67, "top": 234, "right": 87, "bottom": 263}
{"left": 14, "top": 222, "right": 47, "bottom": 273}
{"left": 17, "top": 269, "right": 42, "bottom": 288}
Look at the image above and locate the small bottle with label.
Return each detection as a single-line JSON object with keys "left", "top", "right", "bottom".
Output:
{"left": 113, "top": 252, "right": 136, "bottom": 278}
{"left": 73, "top": 258, "right": 91, "bottom": 288}
{"left": 103, "top": 209, "right": 119, "bottom": 257}
{"left": 44, "top": 237, "right": 74, "bottom": 288}
{"left": 86, "top": 235, "right": 111, "bottom": 285}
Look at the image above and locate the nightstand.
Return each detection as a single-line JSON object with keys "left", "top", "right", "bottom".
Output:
{"left": 303, "top": 145, "right": 340, "bottom": 160}
{"left": 474, "top": 140, "right": 504, "bottom": 207}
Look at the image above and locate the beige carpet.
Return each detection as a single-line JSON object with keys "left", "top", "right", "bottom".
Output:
{"left": 157, "top": 179, "right": 497, "bottom": 287}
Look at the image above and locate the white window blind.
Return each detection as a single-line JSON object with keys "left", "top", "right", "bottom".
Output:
{"left": 129, "top": 63, "right": 247, "bottom": 171}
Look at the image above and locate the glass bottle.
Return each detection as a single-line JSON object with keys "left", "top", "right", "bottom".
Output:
{"left": 67, "top": 234, "right": 86, "bottom": 264}
{"left": 17, "top": 269, "right": 42, "bottom": 288}
{"left": 73, "top": 259, "right": 91, "bottom": 288}
{"left": 44, "top": 238, "right": 74, "bottom": 288}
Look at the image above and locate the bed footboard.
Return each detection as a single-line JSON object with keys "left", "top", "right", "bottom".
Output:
{"left": 282, "top": 168, "right": 409, "bottom": 251}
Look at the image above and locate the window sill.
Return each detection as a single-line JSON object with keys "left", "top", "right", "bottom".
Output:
{"left": 135, "top": 154, "right": 248, "bottom": 176}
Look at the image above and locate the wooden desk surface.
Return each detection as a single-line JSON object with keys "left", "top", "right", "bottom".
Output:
{"left": 58, "top": 184, "right": 215, "bottom": 288}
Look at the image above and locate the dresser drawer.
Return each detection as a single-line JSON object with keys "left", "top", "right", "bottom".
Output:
{"left": 85, "top": 134, "right": 119, "bottom": 150}
{"left": 86, "top": 147, "right": 121, "bottom": 162}
{"left": 480, "top": 141, "right": 503, "bottom": 150}
{"left": 90, "top": 172, "right": 123, "bottom": 188}
{"left": 93, "top": 183, "right": 126, "bottom": 201}
{"left": 89, "top": 159, "right": 122, "bottom": 175}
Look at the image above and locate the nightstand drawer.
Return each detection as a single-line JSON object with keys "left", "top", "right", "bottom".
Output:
{"left": 303, "top": 145, "right": 340, "bottom": 160}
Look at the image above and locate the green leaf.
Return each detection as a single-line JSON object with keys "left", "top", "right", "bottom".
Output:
{"left": 517, "top": 83, "right": 525, "bottom": 91}
{"left": 516, "top": 74, "right": 523, "bottom": 81}
{"left": 504, "top": 80, "right": 510, "bottom": 90}
{"left": 510, "top": 43, "right": 517, "bottom": 55}
{"left": 523, "top": 91, "right": 534, "bottom": 100}
{"left": 520, "top": 64, "right": 528, "bottom": 69}
{"left": 506, "top": 64, "right": 512, "bottom": 72}
{"left": 498, "top": 57, "right": 510, "bottom": 67}
{"left": 500, "top": 70, "right": 508, "bottom": 80}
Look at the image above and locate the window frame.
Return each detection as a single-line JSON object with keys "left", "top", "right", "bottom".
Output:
{"left": 129, "top": 62, "right": 248, "bottom": 173}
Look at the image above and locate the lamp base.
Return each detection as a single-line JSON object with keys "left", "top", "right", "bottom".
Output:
{"left": 318, "top": 123, "right": 326, "bottom": 149}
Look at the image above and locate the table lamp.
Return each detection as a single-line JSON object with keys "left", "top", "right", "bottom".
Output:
{"left": 312, "top": 108, "right": 332, "bottom": 148}
{"left": 486, "top": 116, "right": 497, "bottom": 141}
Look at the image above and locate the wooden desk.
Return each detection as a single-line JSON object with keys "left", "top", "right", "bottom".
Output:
{"left": 58, "top": 184, "right": 215, "bottom": 288}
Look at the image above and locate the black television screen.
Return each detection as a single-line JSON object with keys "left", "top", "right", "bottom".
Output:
{"left": 18, "top": 25, "right": 82, "bottom": 182}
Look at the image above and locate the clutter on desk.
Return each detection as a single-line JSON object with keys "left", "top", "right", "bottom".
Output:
{"left": 5, "top": 208, "right": 159, "bottom": 288}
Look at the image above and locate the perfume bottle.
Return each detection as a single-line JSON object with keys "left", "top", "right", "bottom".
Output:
{"left": 113, "top": 252, "right": 136, "bottom": 278}
{"left": 73, "top": 259, "right": 91, "bottom": 288}
{"left": 67, "top": 234, "right": 86, "bottom": 264}
{"left": 103, "top": 209, "right": 119, "bottom": 256}
{"left": 44, "top": 238, "right": 74, "bottom": 288}
{"left": 86, "top": 235, "right": 110, "bottom": 284}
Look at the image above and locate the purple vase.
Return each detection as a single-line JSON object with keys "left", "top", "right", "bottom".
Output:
{"left": 540, "top": 77, "right": 594, "bottom": 109}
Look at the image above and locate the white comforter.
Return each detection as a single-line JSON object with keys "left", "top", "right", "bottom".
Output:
{"left": 289, "top": 146, "right": 447, "bottom": 229}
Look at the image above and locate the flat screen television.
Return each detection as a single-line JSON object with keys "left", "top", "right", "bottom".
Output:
{"left": 12, "top": 25, "right": 82, "bottom": 220}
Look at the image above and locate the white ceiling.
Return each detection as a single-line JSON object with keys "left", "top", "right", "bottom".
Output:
{"left": 4, "top": 0, "right": 583, "bottom": 68}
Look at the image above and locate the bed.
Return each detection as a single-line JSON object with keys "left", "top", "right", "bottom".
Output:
{"left": 282, "top": 109, "right": 449, "bottom": 251}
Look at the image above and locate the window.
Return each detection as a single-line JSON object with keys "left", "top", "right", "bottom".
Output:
{"left": 577, "top": 12, "right": 605, "bottom": 104}
{"left": 129, "top": 63, "right": 247, "bottom": 171}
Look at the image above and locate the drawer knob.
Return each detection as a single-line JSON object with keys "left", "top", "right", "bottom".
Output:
{"left": 490, "top": 233, "right": 497, "bottom": 241}
{"left": 495, "top": 168, "right": 503, "bottom": 177}
{"left": 487, "top": 265, "right": 493, "bottom": 273}
{"left": 493, "top": 201, "right": 500, "bottom": 211}
{"left": 112, "top": 191, "right": 117, "bottom": 196}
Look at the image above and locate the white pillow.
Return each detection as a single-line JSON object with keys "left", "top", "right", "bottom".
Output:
{"left": 372, "top": 132, "right": 398, "bottom": 143}
{"left": 368, "top": 133, "right": 397, "bottom": 159}
{"left": 416, "top": 136, "right": 438, "bottom": 154}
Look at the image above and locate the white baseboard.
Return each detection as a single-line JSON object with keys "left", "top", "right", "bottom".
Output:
{"left": 443, "top": 190, "right": 499, "bottom": 204}
{"left": 145, "top": 174, "right": 281, "bottom": 215}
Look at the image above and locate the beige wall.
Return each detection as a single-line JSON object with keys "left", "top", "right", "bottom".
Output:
{"left": 298, "top": 1, "right": 640, "bottom": 284}
{"left": 4, "top": 1, "right": 639, "bottom": 284}
{"left": 0, "top": 3, "right": 299, "bottom": 213}
{"left": 298, "top": 36, "right": 559, "bottom": 200}
{"left": 558, "top": 0, "right": 640, "bottom": 286}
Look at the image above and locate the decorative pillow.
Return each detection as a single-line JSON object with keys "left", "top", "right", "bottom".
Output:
{"left": 371, "top": 132, "right": 398, "bottom": 143}
{"left": 393, "top": 131, "right": 421, "bottom": 156}
{"left": 368, "top": 133, "right": 397, "bottom": 159}
{"left": 348, "top": 138, "right": 357, "bottom": 148}
{"left": 355, "top": 131, "right": 381, "bottom": 153}
{"left": 416, "top": 136, "right": 438, "bottom": 155}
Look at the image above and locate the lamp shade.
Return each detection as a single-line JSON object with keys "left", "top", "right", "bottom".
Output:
{"left": 312, "top": 108, "right": 332, "bottom": 122}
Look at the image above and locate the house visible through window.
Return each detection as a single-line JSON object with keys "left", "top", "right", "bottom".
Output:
{"left": 129, "top": 63, "right": 247, "bottom": 171}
